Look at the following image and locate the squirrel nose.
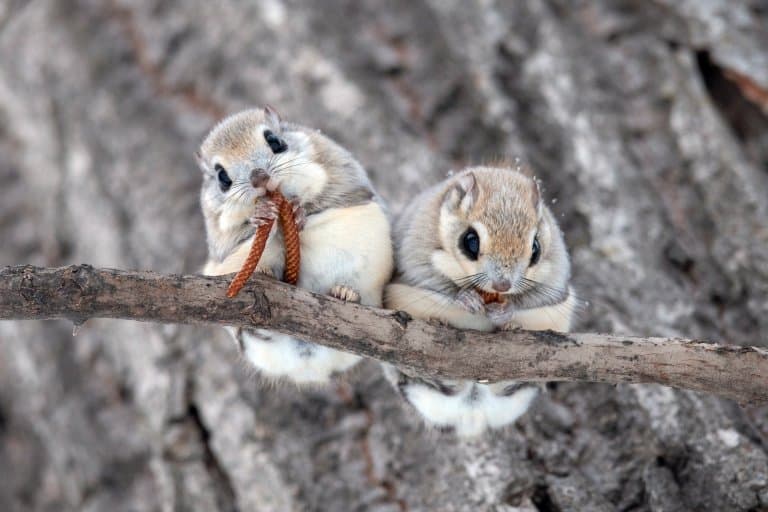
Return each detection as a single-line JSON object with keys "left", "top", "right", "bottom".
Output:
{"left": 492, "top": 279, "right": 511, "bottom": 292}
{"left": 250, "top": 168, "right": 269, "bottom": 189}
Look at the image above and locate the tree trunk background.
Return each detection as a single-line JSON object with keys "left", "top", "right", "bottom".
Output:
{"left": 1, "top": 1, "right": 767, "bottom": 510}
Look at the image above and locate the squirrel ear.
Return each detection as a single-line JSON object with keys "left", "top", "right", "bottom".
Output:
{"left": 264, "top": 105, "right": 282, "bottom": 131}
{"left": 443, "top": 172, "right": 478, "bottom": 212}
{"left": 456, "top": 172, "right": 478, "bottom": 212}
{"left": 194, "top": 150, "right": 206, "bottom": 172}
{"left": 530, "top": 176, "right": 543, "bottom": 218}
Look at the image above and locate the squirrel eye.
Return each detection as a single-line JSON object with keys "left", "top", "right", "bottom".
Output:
{"left": 215, "top": 164, "right": 232, "bottom": 192}
{"left": 460, "top": 228, "right": 480, "bottom": 261}
{"left": 263, "top": 130, "right": 288, "bottom": 154}
{"left": 530, "top": 236, "right": 541, "bottom": 266}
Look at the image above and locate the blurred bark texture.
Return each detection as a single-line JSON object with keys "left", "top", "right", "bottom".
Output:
{"left": 1, "top": 1, "right": 768, "bottom": 511}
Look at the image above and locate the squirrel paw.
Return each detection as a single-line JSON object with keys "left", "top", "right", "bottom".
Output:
{"left": 257, "top": 267, "right": 276, "bottom": 278}
{"left": 330, "top": 285, "right": 361, "bottom": 303}
{"left": 289, "top": 196, "right": 307, "bottom": 231}
{"left": 265, "top": 176, "right": 282, "bottom": 193}
{"left": 485, "top": 301, "right": 516, "bottom": 325}
{"left": 455, "top": 289, "right": 486, "bottom": 315}
{"left": 250, "top": 200, "right": 278, "bottom": 228}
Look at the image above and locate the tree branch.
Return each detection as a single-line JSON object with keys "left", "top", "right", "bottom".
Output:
{"left": 1, "top": 264, "right": 766, "bottom": 406}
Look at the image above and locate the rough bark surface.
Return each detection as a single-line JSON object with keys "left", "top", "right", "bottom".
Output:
{"left": 1, "top": 1, "right": 767, "bottom": 511}
{"left": 3, "top": 265, "right": 768, "bottom": 408}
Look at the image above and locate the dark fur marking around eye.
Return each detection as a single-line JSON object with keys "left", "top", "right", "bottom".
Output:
{"left": 263, "top": 129, "right": 288, "bottom": 154}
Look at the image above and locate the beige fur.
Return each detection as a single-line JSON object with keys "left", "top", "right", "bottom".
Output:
{"left": 385, "top": 283, "right": 494, "bottom": 332}
{"left": 205, "top": 202, "right": 392, "bottom": 306}
{"left": 198, "top": 107, "right": 392, "bottom": 385}
{"left": 383, "top": 166, "right": 576, "bottom": 436}
{"left": 385, "top": 283, "right": 575, "bottom": 333}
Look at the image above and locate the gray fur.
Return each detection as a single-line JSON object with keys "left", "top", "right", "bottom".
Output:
{"left": 199, "top": 107, "right": 392, "bottom": 386}
{"left": 393, "top": 166, "right": 571, "bottom": 310}
{"left": 198, "top": 108, "right": 382, "bottom": 262}
{"left": 387, "top": 166, "right": 574, "bottom": 436}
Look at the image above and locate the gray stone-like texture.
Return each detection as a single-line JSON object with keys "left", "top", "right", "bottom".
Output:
{"left": 1, "top": 1, "right": 767, "bottom": 510}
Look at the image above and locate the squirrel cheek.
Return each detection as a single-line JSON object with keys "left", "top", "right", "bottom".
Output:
{"left": 525, "top": 258, "right": 551, "bottom": 286}
{"left": 279, "top": 162, "right": 327, "bottom": 201}
{"left": 219, "top": 203, "right": 254, "bottom": 232}
{"left": 431, "top": 251, "right": 467, "bottom": 283}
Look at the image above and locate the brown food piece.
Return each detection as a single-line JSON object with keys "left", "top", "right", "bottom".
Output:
{"left": 479, "top": 290, "right": 503, "bottom": 304}
{"left": 226, "top": 189, "right": 301, "bottom": 298}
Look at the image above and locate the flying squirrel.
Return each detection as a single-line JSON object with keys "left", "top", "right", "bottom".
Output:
{"left": 383, "top": 166, "right": 577, "bottom": 437}
{"left": 199, "top": 107, "right": 393, "bottom": 384}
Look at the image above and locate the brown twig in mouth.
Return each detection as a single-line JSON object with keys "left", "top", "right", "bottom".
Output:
{"left": 226, "top": 189, "right": 300, "bottom": 298}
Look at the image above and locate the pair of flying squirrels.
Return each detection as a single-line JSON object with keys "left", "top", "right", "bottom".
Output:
{"left": 199, "top": 107, "right": 577, "bottom": 438}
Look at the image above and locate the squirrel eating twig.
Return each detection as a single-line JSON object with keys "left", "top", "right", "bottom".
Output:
{"left": 226, "top": 187, "right": 301, "bottom": 297}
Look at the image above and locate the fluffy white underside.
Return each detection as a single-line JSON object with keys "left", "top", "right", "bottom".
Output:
{"left": 384, "top": 282, "right": 574, "bottom": 436}
{"left": 405, "top": 383, "right": 539, "bottom": 437}
{"left": 207, "top": 202, "right": 392, "bottom": 384}
{"left": 236, "top": 328, "right": 361, "bottom": 384}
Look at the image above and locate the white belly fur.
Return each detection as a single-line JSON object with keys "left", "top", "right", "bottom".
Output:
{"left": 383, "top": 282, "right": 573, "bottom": 436}
{"left": 404, "top": 381, "right": 539, "bottom": 437}
{"left": 206, "top": 202, "right": 393, "bottom": 384}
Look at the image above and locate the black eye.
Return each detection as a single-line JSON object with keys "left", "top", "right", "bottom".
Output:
{"left": 263, "top": 130, "right": 288, "bottom": 154}
{"left": 460, "top": 228, "right": 480, "bottom": 260}
{"left": 530, "top": 236, "right": 541, "bottom": 266}
{"left": 215, "top": 164, "right": 232, "bottom": 192}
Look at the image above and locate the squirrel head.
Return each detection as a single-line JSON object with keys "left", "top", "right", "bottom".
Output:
{"left": 197, "top": 106, "right": 326, "bottom": 260}
{"left": 432, "top": 166, "right": 570, "bottom": 301}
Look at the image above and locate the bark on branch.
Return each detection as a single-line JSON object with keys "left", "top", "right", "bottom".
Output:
{"left": 1, "top": 264, "right": 766, "bottom": 406}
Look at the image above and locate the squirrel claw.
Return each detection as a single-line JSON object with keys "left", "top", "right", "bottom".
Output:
{"left": 500, "top": 322, "right": 524, "bottom": 332}
{"left": 257, "top": 267, "right": 276, "bottom": 278}
{"left": 265, "top": 176, "right": 281, "bottom": 192}
{"left": 250, "top": 200, "right": 278, "bottom": 228}
{"left": 455, "top": 289, "right": 486, "bottom": 315}
{"left": 289, "top": 197, "right": 307, "bottom": 231}
{"left": 485, "top": 301, "right": 516, "bottom": 326}
{"left": 330, "top": 285, "right": 361, "bottom": 303}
